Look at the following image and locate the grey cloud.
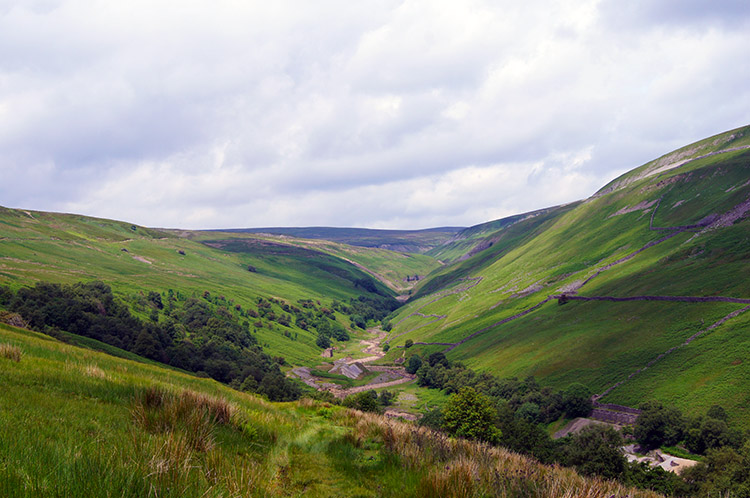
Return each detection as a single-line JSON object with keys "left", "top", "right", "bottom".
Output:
{"left": 599, "top": 0, "right": 750, "bottom": 30}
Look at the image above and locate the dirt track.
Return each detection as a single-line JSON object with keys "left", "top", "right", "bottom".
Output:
{"left": 288, "top": 327, "right": 416, "bottom": 398}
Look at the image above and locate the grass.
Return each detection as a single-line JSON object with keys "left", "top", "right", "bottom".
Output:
{"left": 386, "top": 131, "right": 750, "bottom": 428}
{"left": 0, "top": 321, "right": 664, "bottom": 497}
{"left": 0, "top": 206, "right": 397, "bottom": 366}
{"left": 0, "top": 342, "right": 22, "bottom": 362}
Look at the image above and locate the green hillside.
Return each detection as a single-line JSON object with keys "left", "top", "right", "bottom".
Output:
{"left": 0, "top": 207, "right": 397, "bottom": 367}
{"left": 0, "top": 322, "right": 666, "bottom": 497}
{"left": 425, "top": 205, "right": 573, "bottom": 264}
{"left": 183, "top": 230, "right": 443, "bottom": 294}
{"left": 219, "top": 226, "right": 463, "bottom": 253}
{"left": 387, "top": 126, "right": 750, "bottom": 428}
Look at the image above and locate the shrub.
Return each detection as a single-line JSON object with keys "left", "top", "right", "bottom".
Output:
{"left": 442, "top": 387, "right": 501, "bottom": 444}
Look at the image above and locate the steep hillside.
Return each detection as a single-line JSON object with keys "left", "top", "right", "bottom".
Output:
{"left": 425, "top": 205, "right": 574, "bottom": 264}
{"left": 386, "top": 126, "right": 750, "bottom": 428}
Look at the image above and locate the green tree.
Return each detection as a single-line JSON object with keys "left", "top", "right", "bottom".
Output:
{"left": 562, "top": 425, "right": 625, "bottom": 479}
{"left": 316, "top": 333, "right": 331, "bottom": 349}
{"left": 442, "top": 387, "right": 501, "bottom": 444}
{"left": 404, "top": 339, "right": 413, "bottom": 349}
{"left": 405, "top": 354, "right": 422, "bottom": 374}
{"left": 562, "top": 383, "right": 592, "bottom": 418}
{"left": 634, "top": 401, "right": 685, "bottom": 450}
{"left": 343, "top": 390, "right": 380, "bottom": 413}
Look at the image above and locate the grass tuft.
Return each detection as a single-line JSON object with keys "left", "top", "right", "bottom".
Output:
{"left": 0, "top": 342, "right": 22, "bottom": 362}
{"left": 131, "top": 387, "right": 236, "bottom": 453}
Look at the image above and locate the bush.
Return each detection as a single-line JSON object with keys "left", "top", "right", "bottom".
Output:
{"left": 442, "top": 387, "right": 501, "bottom": 444}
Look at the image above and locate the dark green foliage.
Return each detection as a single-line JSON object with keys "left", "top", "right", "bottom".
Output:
{"left": 416, "top": 355, "right": 568, "bottom": 425}
{"left": 706, "top": 404, "right": 728, "bottom": 422}
{"left": 3, "top": 281, "right": 301, "bottom": 401}
{"left": 331, "top": 327, "right": 349, "bottom": 341}
{"left": 316, "top": 333, "right": 331, "bottom": 349}
{"left": 404, "top": 339, "right": 413, "bottom": 349}
{"left": 622, "top": 461, "right": 692, "bottom": 497}
{"left": 419, "top": 407, "right": 444, "bottom": 430}
{"left": 442, "top": 387, "right": 501, "bottom": 444}
{"left": 685, "top": 414, "right": 744, "bottom": 454}
{"left": 562, "top": 383, "right": 593, "bottom": 418}
{"left": 682, "top": 443, "right": 750, "bottom": 497}
{"left": 342, "top": 390, "right": 383, "bottom": 413}
{"left": 515, "top": 402, "right": 540, "bottom": 423}
{"left": 495, "top": 401, "right": 558, "bottom": 464}
{"left": 378, "top": 390, "right": 394, "bottom": 407}
{"left": 634, "top": 401, "right": 685, "bottom": 450}
{"left": 405, "top": 354, "right": 422, "bottom": 374}
{"left": 560, "top": 425, "right": 625, "bottom": 480}
{"left": 147, "top": 291, "right": 163, "bottom": 309}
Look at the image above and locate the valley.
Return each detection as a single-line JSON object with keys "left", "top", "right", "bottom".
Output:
{"left": 1, "top": 125, "right": 750, "bottom": 496}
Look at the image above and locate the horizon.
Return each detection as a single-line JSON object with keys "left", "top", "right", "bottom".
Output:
{"left": 2, "top": 1, "right": 749, "bottom": 229}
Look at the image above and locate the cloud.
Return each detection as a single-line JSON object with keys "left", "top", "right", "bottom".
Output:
{"left": 1, "top": 0, "right": 749, "bottom": 229}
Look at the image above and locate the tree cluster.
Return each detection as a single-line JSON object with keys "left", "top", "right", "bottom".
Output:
{"left": 411, "top": 351, "right": 750, "bottom": 495}
{"left": 1, "top": 281, "right": 301, "bottom": 401}
{"left": 413, "top": 352, "right": 591, "bottom": 423}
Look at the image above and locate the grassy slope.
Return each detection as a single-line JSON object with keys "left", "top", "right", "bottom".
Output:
{"left": 186, "top": 230, "right": 443, "bottom": 294}
{"left": 425, "top": 205, "right": 571, "bottom": 264}
{"left": 0, "top": 208, "right": 392, "bottom": 366}
{"left": 218, "top": 226, "right": 463, "bottom": 253}
{"left": 0, "top": 322, "right": 662, "bottom": 498}
{"left": 388, "top": 127, "right": 750, "bottom": 427}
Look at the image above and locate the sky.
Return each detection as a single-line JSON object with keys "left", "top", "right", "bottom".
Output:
{"left": 1, "top": 0, "right": 749, "bottom": 230}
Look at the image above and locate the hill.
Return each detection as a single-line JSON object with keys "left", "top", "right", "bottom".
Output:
{"left": 385, "top": 125, "right": 750, "bottom": 428}
{"left": 217, "top": 226, "right": 463, "bottom": 253}
{"left": 182, "top": 230, "right": 443, "bottom": 294}
{"left": 0, "top": 320, "right": 664, "bottom": 497}
{"left": 0, "top": 207, "right": 408, "bottom": 373}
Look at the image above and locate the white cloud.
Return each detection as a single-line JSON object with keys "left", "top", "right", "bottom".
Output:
{"left": 1, "top": 0, "right": 749, "bottom": 229}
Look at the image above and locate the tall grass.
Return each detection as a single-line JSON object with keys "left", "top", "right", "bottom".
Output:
{"left": 0, "top": 342, "right": 22, "bottom": 362}
{"left": 337, "top": 409, "right": 664, "bottom": 498}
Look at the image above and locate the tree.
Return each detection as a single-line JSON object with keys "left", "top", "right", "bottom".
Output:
{"left": 516, "top": 402, "right": 541, "bottom": 423}
{"left": 442, "top": 387, "right": 501, "bottom": 444}
{"left": 562, "top": 383, "right": 592, "bottom": 418}
{"left": 405, "top": 354, "right": 422, "bottom": 374}
{"left": 316, "top": 333, "right": 331, "bottom": 349}
{"left": 634, "top": 401, "right": 685, "bottom": 450}
{"left": 420, "top": 407, "right": 444, "bottom": 430}
{"left": 562, "top": 425, "right": 625, "bottom": 479}
{"left": 343, "top": 390, "right": 380, "bottom": 413}
{"left": 404, "top": 339, "right": 413, "bottom": 349}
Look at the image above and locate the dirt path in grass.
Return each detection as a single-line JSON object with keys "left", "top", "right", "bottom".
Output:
{"left": 288, "top": 327, "right": 415, "bottom": 398}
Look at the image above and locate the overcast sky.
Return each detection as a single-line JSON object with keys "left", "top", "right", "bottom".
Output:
{"left": 1, "top": 0, "right": 749, "bottom": 229}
